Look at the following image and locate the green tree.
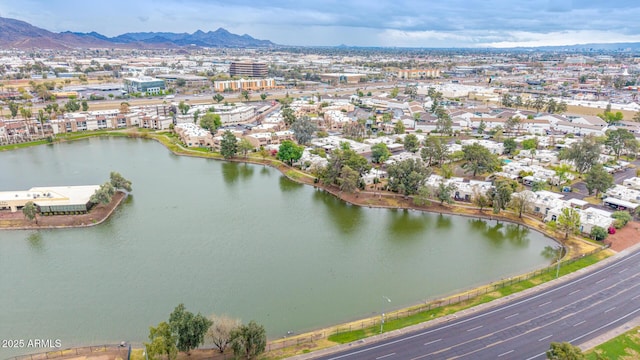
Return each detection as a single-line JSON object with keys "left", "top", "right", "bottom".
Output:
{"left": 503, "top": 138, "right": 517, "bottom": 156}
{"left": 241, "top": 90, "right": 250, "bottom": 101}
{"left": 531, "top": 180, "right": 548, "bottom": 192}
{"left": 557, "top": 208, "right": 581, "bottom": 239}
{"left": 230, "top": 321, "right": 266, "bottom": 360}
{"left": 81, "top": 100, "right": 89, "bottom": 112}
{"left": 338, "top": 165, "right": 360, "bottom": 193}
{"left": 435, "top": 182, "right": 455, "bottom": 205}
{"left": 403, "top": 133, "right": 419, "bottom": 153}
{"left": 90, "top": 182, "right": 115, "bottom": 204}
{"left": 435, "top": 107, "right": 453, "bottom": 135}
{"left": 604, "top": 128, "right": 637, "bottom": 159}
{"left": 509, "top": 191, "right": 533, "bottom": 218}
{"left": 64, "top": 98, "right": 81, "bottom": 112}
{"left": 590, "top": 226, "right": 608, "bottom": 241}
{"left": 584, "top": 164, "right": 613, "bottom": 198}
{"left": 193, "top": 109, "right": 201, "bottom": 124}
{"left": 291, "top": 116, "right": 317, "bottom": 145}
{"left": 258, "top": 146, "right": 269, "bottom": 163}
{"left": 220, "top": 130, "right": 238, "bottom": 159}
{"left": 22, "top": 201, "right": 38, "bottom": 224}
{"left": 461, "top": 143, "right": 501, "bottom": 177}
{"left": 421, "top": 137, "right": 448, "bottom": 166}
{"left": 413, "top": 186, "right": 431, "bottom": 206}
{"left": 168, "top": 304, "right": 212, "bottom": 354}
{"left": 611, "top": 211, "right": 633, "bottom": 228}
{"left": 238, "top": 139, "right": 254, "bottom": 158}
{"left": 207, "top": 314, "right": 240, "bottom": 353}
{"left": 501, "top": 94, "right": 513, "bottom": 108}
{"left": 521, "top": 138, "right": 538, "bottom": 150}
{"left": 371, "top": 143, "right": 391, "bottom": 164}
{"left": 260, "top": 93, "right": 267, "bottom": 101}
{"left": 477, "top": 119, "right": 486, "bottom": 134}
{"left": 472, "top": 188, "right": 491, "bottom": 212}
{"left": 490, "top": 177, "right": 518, "bottom": 213}
{"left": 390, "top": 86, "right": 399, "bottom": 98}
{"left": 532, "top": 96, "right": 546, "bottom": 113}
{"left": 320, "top": 147, "right": 371, "bottom": 185}
{"left": 386, "top": 159, "right": 431, "bottom": 196}
{"left": 178, "top": 101, "right": 190, "bottom": 115}
{"left": 393, "top": 120, "right": 405, "bottom": 134}
{"left": 213, "top": 93, "right": 224, "bottom": 103}
{"left": 8, "top": 101, "right": 19, "bottom": 118}
{"left": 552, "top": 164, "right": 572, "bottom": 191}
{"left": 559, "top": 135, "right": 601, "bottom": 174}
{"left": 546, "top": 341, "right": 585, "bottom": 360}
{"left": 281, "top": 107, "right": 296, "bottom": 127}
{"left": 277, "top": 140, "right": 304, "bottom": 166}
{"left": 200, "top": 113, "right": 222, "bottom": 134}
{"left": 146, "top": 322, "right": 177, "bottom": 360}
{"left": 110, "top": 171, "right": 132, "bottom": 192}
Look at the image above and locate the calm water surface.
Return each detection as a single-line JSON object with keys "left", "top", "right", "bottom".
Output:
{"left": 0, "top": 137, "right": 557, "bottom": 356}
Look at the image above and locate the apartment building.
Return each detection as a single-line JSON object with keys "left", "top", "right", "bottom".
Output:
{"left": 213, "top": 78, "right": 276, "bottom": 92}
{"left": 397, "top": 69, "right": 441, "bottom": 79}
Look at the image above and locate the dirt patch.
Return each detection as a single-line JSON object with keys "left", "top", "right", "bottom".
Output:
{"left": 0, "top": 191, "right": 126, "bottom": 230}
{"left": 605, "top": 221, "right": 640, "bottom": 252}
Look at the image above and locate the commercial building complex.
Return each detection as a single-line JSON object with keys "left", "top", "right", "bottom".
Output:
{"left": 123, "top": 76, "right": 166, "bottom": 95}
{"left": 0, "top": 186, "right": 100, "bottom": 213}
{"left": 229, "top": 62, "right": 268, "bottom": 78}
{"left": 213, "top": 78, "right": 276, "bottom": 92}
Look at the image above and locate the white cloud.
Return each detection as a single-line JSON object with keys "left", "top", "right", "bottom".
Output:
{"left": 486, "top": 30, "right": 640, "bottom": 48}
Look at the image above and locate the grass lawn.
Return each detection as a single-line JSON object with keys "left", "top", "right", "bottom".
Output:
{"left": 585, "top": 327, "right": 640, "bottom": 359}
{"left": 328, "top": 251, "right": 608, "bottom": 344}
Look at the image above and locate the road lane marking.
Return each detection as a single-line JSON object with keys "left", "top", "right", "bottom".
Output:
{"left": 538, "top": 334, "right": 553, "bottom": 342}
{"left": 467, "top": 325, "right": 483, "bottom": 332}
{"left": 504, "top": 313, "right": 519, "bottom": 319}
{"left": 574, "top": 320, "right": 586, "bottom": 327}
{"left": 619, "top": 268, "right": 628, "bottom": 274}
{"left": 605, "top": 307, "right": 616, "bottom": 313}
{"left": 424, "top": 339, "right": 442, "bottom": 346}
{"left": 375, "top": 353, "right": 395, "bottom": 359}
{"left": 498, "top": 350, "right": 514, "bottom": 357}
{"left": 596, "top": 278, "right": 607, "bottom": 284}
{"left": 539, "top": 301, "right": 552, "bottom": 307}
{"left": 325, "top": 251, "right": 640, "bottom": 360}
{"left": 632, "top": 294, "right": 640, "bottom": 300}
{"left": 569, "top": 289, "right": 581, "bottom": 295}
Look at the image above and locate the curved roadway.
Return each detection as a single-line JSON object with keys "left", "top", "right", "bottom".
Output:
{"left": 311, "top": 248, "right": 640, "bottom": 360}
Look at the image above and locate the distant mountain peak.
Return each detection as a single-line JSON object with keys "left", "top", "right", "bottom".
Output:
{"left": 0, "top": 16, "right": 277, "bottom": 49}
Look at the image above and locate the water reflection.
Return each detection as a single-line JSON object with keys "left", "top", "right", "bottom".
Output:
{"left": 279, "top": 176, "right": 304, "bottom": 192}
{"left": 387, "top": 209, "right": 427, "bottom": 236}
{"left": 435, "top": 214, "right": 452, "bottom": 229}
{"left": 221, "top": 162, "right": 254, "bottom": 184}
{"left": 468, "top": 219, "right": 531, "bottom": 248}
{"left": 26, "top": 232, "right": 44, "bottom": 252}
{"left": 313, "top": 190, "right": 363, "bottom": 235}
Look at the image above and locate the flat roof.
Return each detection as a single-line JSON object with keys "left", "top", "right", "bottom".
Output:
{"left": 0, "top": 185, "right": 100, "bottom": 207}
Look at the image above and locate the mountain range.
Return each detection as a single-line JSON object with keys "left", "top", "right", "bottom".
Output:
{"left": 0, "top": 16, "right": 275, "bottom": 49}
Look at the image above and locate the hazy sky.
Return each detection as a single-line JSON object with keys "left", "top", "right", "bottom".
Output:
{"left": 2, "top": 0, "right": 640, "bottom": 47}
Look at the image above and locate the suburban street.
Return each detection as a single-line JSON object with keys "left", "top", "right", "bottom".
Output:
{"left": 313, "top": 248, "right": 640, "bottom": 360}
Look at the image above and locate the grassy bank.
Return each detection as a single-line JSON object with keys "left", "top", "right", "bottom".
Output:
{"left": 585, "top": 327, "right": 640, "bottom": 359}
{"left": 325, "top": 250, "right": 609, "bottom": 345}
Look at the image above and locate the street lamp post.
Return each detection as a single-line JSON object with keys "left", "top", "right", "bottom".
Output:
{"left": 381, "top": 296, "right": 391, "bottom": 334}
{"left": 555, "top": 246, "right": 564, "bottom": 279}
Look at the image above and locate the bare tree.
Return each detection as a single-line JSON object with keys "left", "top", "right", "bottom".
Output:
{"left": 207, "top": 314, "right": 240, "bottom": 353}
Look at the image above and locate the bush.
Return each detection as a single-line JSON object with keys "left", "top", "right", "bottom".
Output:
{"left": 590, "top": 226, "right": 608, "bottom": 241}
{"left": 613, "top": 219, "right": 625, "bottom": 229}
{"left": 612, "top": 211, "right": 632, "bottom": 228}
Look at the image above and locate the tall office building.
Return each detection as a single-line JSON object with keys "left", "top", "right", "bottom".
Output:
{"left": 229, "top": 62, "right": 268, "bottom": 78}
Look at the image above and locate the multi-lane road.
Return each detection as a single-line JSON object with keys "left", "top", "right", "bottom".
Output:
{"left": 313, "top": 248, "right": 640, "bottom": 360}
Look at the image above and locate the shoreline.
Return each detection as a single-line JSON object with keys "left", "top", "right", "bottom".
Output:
{"left": 1, "top": 131, "right": 612, "bottom": 359}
